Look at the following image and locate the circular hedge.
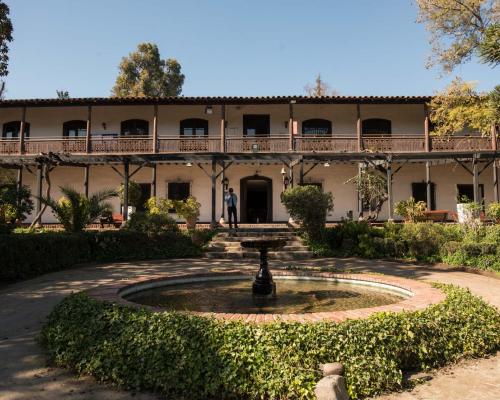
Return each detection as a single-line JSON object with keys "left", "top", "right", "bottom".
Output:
{"left": 39, "top": 285, "right": 500, "bottom": 399}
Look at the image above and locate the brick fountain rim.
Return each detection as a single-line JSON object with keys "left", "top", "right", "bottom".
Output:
{"left": 86, "top": 270, "right": 445, "bottom": 324}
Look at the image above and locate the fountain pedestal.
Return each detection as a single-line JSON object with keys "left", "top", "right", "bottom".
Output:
{"left": 240, "top": 237, "right": 287, "bottom": 296}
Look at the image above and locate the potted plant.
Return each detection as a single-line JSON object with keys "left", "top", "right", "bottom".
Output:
{"left": 394, "top": 197, "right": 427, "bottom": 222}
{"left": 173, "top": 196, "right": 201, "bottom": 230}
{"left": 456, "top": 195, "right": 481, "bottom": 224}
{"left": 486, "top": 202, "right": 500, "bottom": 223}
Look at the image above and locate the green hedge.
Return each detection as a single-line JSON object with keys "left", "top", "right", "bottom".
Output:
{"left": 0, "top": 231, "right": 202, "bottom": 282}
{"left": 309, "top": 221, "right": 500, "bottom": 272}
{"left": 39, "top": 285, "right": 500, "bottom": 399}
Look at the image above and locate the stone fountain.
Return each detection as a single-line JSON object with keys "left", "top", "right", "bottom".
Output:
{"left": 240, "top": 237, "right": 287, "bottom": 296}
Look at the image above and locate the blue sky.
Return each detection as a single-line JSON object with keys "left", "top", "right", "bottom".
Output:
{"left": 4, "top": 0, "right": 499, "bottom": 99}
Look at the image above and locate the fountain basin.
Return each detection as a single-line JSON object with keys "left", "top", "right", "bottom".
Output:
{"left": 87, "top": 270, "right": 446, "bottom": 323}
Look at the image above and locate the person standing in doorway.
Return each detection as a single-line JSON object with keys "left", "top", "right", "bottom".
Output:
{"left": 225, "top": 187, "right": 238, "bottom": 229}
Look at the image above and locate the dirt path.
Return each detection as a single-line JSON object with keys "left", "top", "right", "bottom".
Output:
{"left": 0, "top": 258, "right": 498, "bottom": 400}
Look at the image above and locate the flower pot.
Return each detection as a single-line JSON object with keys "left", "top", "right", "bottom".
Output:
{"left": 457, "top": 203, "right": 479, "bottom": 224}
{"left": 121, "top": 206, "right": 136, "bottom": 221}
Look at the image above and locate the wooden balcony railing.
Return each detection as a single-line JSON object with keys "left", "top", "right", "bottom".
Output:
{"left": 363, "top": 136, "right": 427, "bottom": 153}
{"left": 158, "top": 136, "right": 220, "bottom": 153}
{"left": 430, "top": 136, "right": 492, "bottom": 152}
{"left": 225, "top": 136, "right": 290, "bottom": 152}
{"left": 295, "top": 136, "right": 358, "bottom": 152}
{"left": 0, "top": 134, "right": 496, "bottom": 156}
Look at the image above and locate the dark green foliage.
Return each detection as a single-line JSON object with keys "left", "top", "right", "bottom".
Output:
{"left": 281, "top": 185, "right": 333, "bottom": 241}
{"left": 478, "top": 24, "right": 500, "bottom": 66}
{"left": 0, "top": 181, "right": 34, "bottom": 233}
{"left": 124, "top": 211, "right": 178, "bottom": 235}
{"left": 0, "top": 1, "right": 13, "bottom": 78}
{"left": 0, "top": 231, "right": 201, "bottom": 282}
{"left": 39, "top": 286, "right": 500, "bottom": 399}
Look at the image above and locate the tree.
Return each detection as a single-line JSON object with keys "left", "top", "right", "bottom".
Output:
{"left": 478, "top": 23, "right": 500, "bottom": 65}
{"left": 56, "top": 90, "right": 70, "bottom": 99}
{"left": 0, "top": 170, "right": 33, "bottom": 233}
{"left": 0, "top": 2, "right": 13, "bottom": 98}
{"left": 41, "top": 186, "right": 116, "bottom": 233}
{"left": 112, "top": 43, "right": 184, "bottom": 97}
{"left": 429, "top": 77, "right": 498, "bottom": 136}
{"left": 415, "top": 0, "right": 499, "bottom": 72}
{"left": 346, "top": 170, "right": 388, "bottom": 221}
{"left": 281, "top": 185, "right": 333, "bottom": 240}
{"left": 304, "top": 74, "right": 339, "bottom": 96}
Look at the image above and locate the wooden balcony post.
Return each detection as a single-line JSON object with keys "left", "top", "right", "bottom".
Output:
{"left": 19, "top": 106, "right": 26, "bottom": 155}
{"left": 492, "top": 124, "right": 498, "bottom": 151}
{"left": 16, "top": 167, "right": 23, "bottom": 206}
{"left": 493, "top": 160, "right": 499, "bottom": 203}
{"left": 356, "top": 104, "right": 362, "bottom": 152}
{"left": 122, "top": 162, "right": 129, "bottom": 223}
{"left": 220, "top": 105, "right": 226, "bottom": 152}
{"left": 86, "top": 106, "right": 92, "bottom": 153}
{"left": 153, "top": 104, "right": 158, "bottom": 153}
{"left": 151, "top": 164, "right": 157, "bottom": 197}
{"left": 424, "top": 104, "right": 431, "bottom": 152}
{"left": 386, "top": 157, "right": 394, "bottom": 221}
{"left": 472, "top": 155, "right": 479, "bottom": 203}
{"left": 220, "top": 161, "right": 225, "bottom": 222}
{"left": 34, "top": 164, "right": 43, "bottom": 226}
{"left": 299, "top": 159, "right": 304, "bottom": 185}
{"left": 84, "top": 165, "right": 89, "bottom": 198}
{"left": 426, "top": 161, "right": 432, "bottom": 210}
{"left": 211, "top": 158, "right": 217, "bottom": 228}
{"left": 288, "top": 101, "right": 294, "bottom": 151}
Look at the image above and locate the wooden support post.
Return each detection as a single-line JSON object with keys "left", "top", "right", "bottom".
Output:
{"left": 220, "top": 105, "right": 226, "bottom": 152}
{"left": 19, "top": 106, "right": 26, "bottom": 155}
{"left": 473, "top": 155, "right": 479, "bottom": 203}
{"left": 35, "top": 164, "right": 43, "bottom": 226}
{"left": 289, "top": 165, "right": 294, "bottom": 188}
{"left": 122, "top": 162, "right": 129, "bottom": 223}
{"left": 299, "top": 159, "right": 304, "bottom": 185}
{"left": 86, "top": 106, "right": 92, "bottom": 153}
{"left": 211, "top": 159, "right": 217, "bottom": 228}
{"left": 491, "top": 124, "right": 497, "bottom": 151}
{"left": 424, "top": 104, "right": 431, "bottom": 152}
{"left": 288, "top": 101, "right": 294, "bottom": 151}
{"left": 357, "top": 163, "right": 364, "bottom": 219}
{"left": 151, "top": 164, "right": 157, "bottom": 197}
{"left": 153, "top": 104, "right": 158, "bottom": 153}
{"left": 84, "top": 165, "right": 89, "bottom": 198}
{"left": 16, "top": 166, "right": 23, "bottom": 191}
{"left": 356, "top": 104, "right": 362, "bottom": 152}
{"left": 493, "top": 159, "right": 499, "bottom": 203}
{"left": 387, "top": 159, "right": 394, "bottom": 221}
{"left": 426, "top": 161, "right": 432, "bottom": 210}
{"left": 220, "top": 161, "right": 226, "bottom": 222}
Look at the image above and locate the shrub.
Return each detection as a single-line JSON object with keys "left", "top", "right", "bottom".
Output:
{"left": 0, "top": 231, "right": 201, "bottom": 282}
{"left": 394, "top": 197, "right": 426, "bottom": 222}
{"left": 41, "top": 186, "right": 116, "bottom": 233}
{"left": 39, "top": 285, "right": 500, "bottom": 400}
{"left": 117, "top": 180, "right": 143, "bottom": 208}
{"left": 487, "top": 202, "right": 500, "bottom": 223}
{"left": 281, "top": 185, "right": 333, "bottom": 241}
{"left": 124, "top": 211, "right": 178, "bottom": 235}
{"left": 0, "top": 179, "right": 33, "bottom": 233}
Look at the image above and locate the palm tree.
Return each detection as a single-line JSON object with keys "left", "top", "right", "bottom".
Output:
{"left": 41, "top": 186, "right": 116, "bottom": 233}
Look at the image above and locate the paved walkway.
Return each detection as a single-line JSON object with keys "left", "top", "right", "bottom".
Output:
{"left": 0, "top": 258, "right": 498, "bottom": 400}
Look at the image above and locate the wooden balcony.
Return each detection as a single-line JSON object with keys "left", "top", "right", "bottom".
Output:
{"left": 0, "top": 134, "right": 496, "bottom": 157}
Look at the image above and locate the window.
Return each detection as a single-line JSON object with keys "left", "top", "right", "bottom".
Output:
{"left": 168, "top": 182, "right": 190, "bottom": 201}
{"left": 457, "top": 184, "right": 484, "bottom": 203}
{"left": 362, "top": 118, "right": 391, "bottom": 136}
{"left": 302, "top": 119, "right": 332, "bottom": 136}
{"left": 120, "top": 119, "right": 149, "bottom": 136}
{"left": 180, "top": 118, "right": 208, "bottom": 136}
{"left": 412, "top": 182, "right": 436, "bottom": 210}
{"left": 2, "top": 121, "right": 30, "bottom": 139}
{"left": 243, "top": 114, "right": 270, "bottom": 136}
{"left": 63, "top": 120, "right": 87, "bottom": 137}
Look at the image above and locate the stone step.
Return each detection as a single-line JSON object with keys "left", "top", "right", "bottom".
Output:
{"left": 206, "top": 250, "right": 313, "bottom": 260}
{"left": 214, "top": 234, "right": 299, "bottom": 242}
{"left": 209, "top": 239, "right": 304, "bottom": 247}
{"left": 208, "top": 244, "right": 309, "bottom": 252}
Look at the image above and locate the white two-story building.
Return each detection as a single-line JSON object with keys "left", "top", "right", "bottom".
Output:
{"left": 0, "top": 95, "right": 498, "bottom": 225}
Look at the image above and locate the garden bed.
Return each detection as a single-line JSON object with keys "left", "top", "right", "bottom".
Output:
{"left": 39, "top": 285, "right": 500, "bottom": 399}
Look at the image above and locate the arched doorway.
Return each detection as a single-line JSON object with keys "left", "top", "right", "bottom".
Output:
{"left": 240, "top": 175, "right": 273, "bottom": 223}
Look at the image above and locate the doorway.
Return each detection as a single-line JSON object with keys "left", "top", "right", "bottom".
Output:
{"left": 240, "top": 176, "right": 272, "bottom": 223}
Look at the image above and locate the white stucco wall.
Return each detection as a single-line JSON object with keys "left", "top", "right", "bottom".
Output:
{"left": 18, "top": 160, "right": 497, "bottom": 224}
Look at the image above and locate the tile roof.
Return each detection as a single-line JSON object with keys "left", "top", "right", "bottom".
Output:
{"left": 0, "top": 95, "right": 432, "bottom": 108}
